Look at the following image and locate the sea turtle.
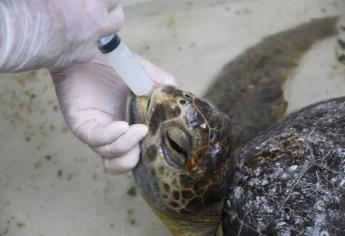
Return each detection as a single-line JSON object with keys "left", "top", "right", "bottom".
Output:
{"left": 127, "top": 17, "right": 345, "bottom": 235}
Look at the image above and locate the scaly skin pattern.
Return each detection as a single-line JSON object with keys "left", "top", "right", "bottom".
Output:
{"left": 127, "top": 17, "right": 344, "bottom": 236}
{"left": 223, "top": 97, "right": 345, "bottom": 235}
{"left": 129, "top": 85, "right": 232, "bottom": 235}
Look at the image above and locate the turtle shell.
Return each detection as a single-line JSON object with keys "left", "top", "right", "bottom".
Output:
{"left": 222, "top": 97, "right": 345, "bottom": 235}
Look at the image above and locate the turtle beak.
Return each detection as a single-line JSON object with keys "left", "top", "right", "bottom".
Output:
{"left": 127, "top": 83, "right": 162, "bottom": 125}
{"left": 127, "top": 91, "right": 150, "bottom": 125}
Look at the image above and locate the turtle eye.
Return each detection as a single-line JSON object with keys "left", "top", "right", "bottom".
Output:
{"left": 167, "top": 133, "right": 188, "bottom": 157}
{"left": 165, "top": 127, "right": 192, "bottom": 166}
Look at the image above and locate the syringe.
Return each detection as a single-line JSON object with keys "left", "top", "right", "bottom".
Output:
{"left": 98, "top": 34, "right": 154, "bottom": 96}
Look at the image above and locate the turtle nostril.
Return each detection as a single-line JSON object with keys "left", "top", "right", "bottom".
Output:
{"left": 184, "top": 93, "right": 191, "bottom": 98}
{"left": 179, "top": 100, "right": 186, "bottom": 105}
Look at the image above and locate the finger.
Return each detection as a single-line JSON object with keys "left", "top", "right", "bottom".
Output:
{"left": 101, "top": 5, "right": 124, "bottom": 37}
{"left": 93, "top": 124, "right": 148, "bottom": 158}
{"left": 76, "top": 120, "right": 129, "bottom": 146}
{"left": 102, "top": 145, "right": 140, "bottom": 175}
{"left": 132, "top": 53, "right": 177, "bottom": 85}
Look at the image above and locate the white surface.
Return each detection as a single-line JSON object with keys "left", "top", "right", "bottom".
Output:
{"left": 0, "top": 1, "right": 344, "bottom": 236}
{"left": 122, "top": 0, "right": 152, "bottom": 7}
{"left": 122, "top": 0, "right": 345, "bottom": 96}
{"left": 284, "top": 37, "right": 345, "bottom": 113}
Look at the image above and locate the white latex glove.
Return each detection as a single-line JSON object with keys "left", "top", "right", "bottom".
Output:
{"left": 0, "top": 0, "right": 124, "bottom": 72}
{"left": 51, "top": 52, "right": 176, "bottom": 175}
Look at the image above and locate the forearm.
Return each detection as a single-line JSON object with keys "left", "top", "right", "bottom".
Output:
{"left": 0, "top": 0, "right": 124, "bottom": 72}
{"left": 0, "top": 0, "right": 80, "bottom": 73}
{"left": 0, "top": 0, "right": 16, "bottom": 72}
{"left": 0, "top": 0, "right": 52, "bottom": 72}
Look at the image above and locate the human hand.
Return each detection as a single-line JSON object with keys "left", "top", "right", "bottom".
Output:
{"left": 51, "top": 52, "right": 176, "bottom": 174}
{"left": 0, "top": 0, "right": 123, "bottom": 72}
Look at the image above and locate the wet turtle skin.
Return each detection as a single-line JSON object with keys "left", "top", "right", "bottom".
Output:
{"left": 223, "top": 97, "right": 345, "bottom": 235}
{"left": 129, "top": 85, "right": 233, "bottom": 235}
{"left": 127, "top": 17, "right": 344, "bottom": 236}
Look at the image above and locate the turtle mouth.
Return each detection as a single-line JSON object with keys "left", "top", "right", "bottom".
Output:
{"left": 128, "top": 91, "right": 151, "bottom": 125}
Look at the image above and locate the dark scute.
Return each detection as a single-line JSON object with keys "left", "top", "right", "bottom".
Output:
{"left": 149, "top": 103, "right": 181, "bottom": 135}
{"left": 186, "top": 197, "right": 203, "bottom": 211}
{"left": 149, "top": 103, "right": 166, "bottom": 134}
{"left": 181, "top": 190, "right": 194, "bottom": 200}
{"left": 180, "top": 174, "right": 193, "bottom": 185}
{"left": 145, "top": 144, "right": 157, "bottom": 162}
{"left": 193, "top": 180, "right": 208, "bottom": 195}
{"left": 184, "top": 105, "right": 204, "bottom": 129}
{"left": 163, "top": 183, "right": 170, "bottom": 193}
{"left": 179, "top": 208, "right": 192, "bottom": 214}
{"left": 173, "top": 191, "right": 180, "bottom": 200}
{"left": 194, "top": 98, "right": 214, "bottom": 119}
{"left": 169, "top": 201, "right": 180, "bottom": 208}
{"left": 161, "top": 86, "right": 184, "bottom": 97}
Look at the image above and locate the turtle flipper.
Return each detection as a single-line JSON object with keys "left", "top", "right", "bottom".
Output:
{"left": 203, "top": 17, "right": 339, "bottom": 150}
{"left": 336, "top": 17, "right": 345, "bottom": 64}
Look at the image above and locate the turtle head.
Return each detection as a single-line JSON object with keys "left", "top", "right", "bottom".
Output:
{"left": 128, "top": 85, "right": 232, "bottom": 235}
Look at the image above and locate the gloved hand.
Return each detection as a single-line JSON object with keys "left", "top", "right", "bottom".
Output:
{"left": 0, "top": 0, "right": 123, "bottom": 72}
{"left": 51, "top": 52, "right": 176, "bottom": 175}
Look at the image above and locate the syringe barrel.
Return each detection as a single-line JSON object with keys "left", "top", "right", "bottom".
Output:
{"left": 98, "top": 35, "right": 153, "bottom": 96}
